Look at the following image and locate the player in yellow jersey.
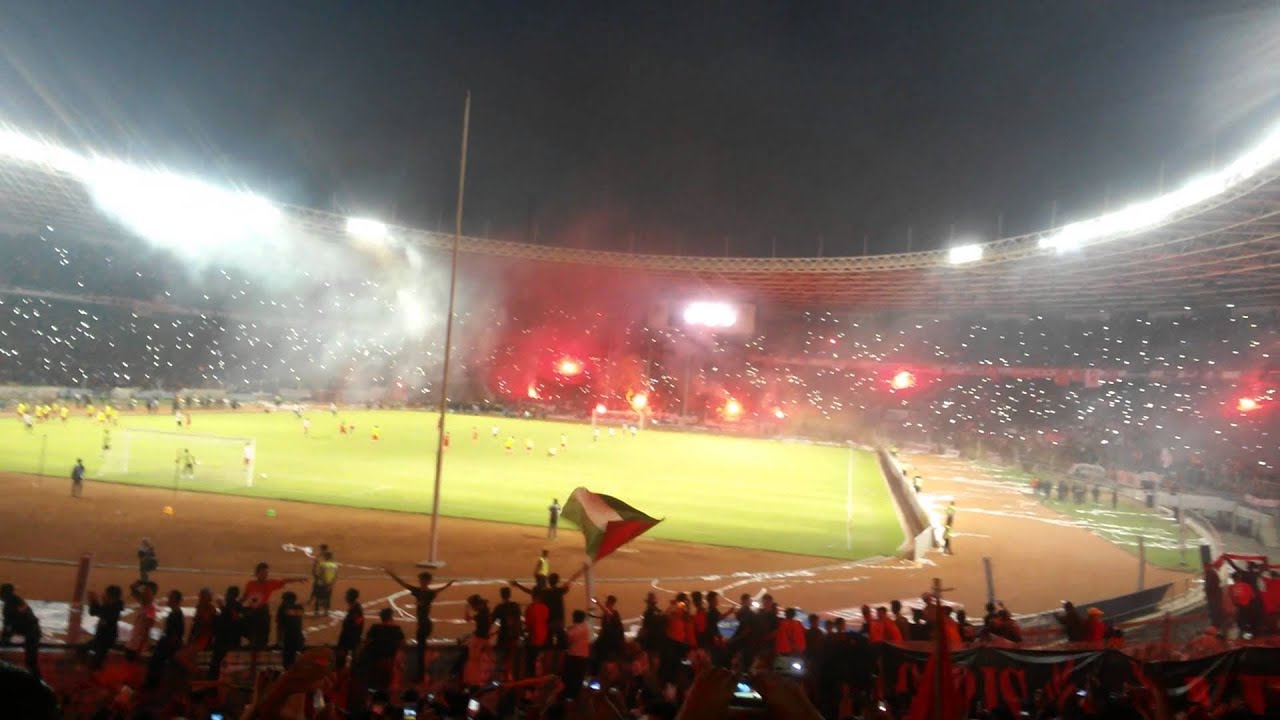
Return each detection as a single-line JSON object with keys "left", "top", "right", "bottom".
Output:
{"left": 16, "top": 402, "right": 27, "bottom": 417}
{"left": 86, "top": 404, "right": 95, "bottom": 418}
{"left": 60, "top": 406, "right": 69, "bottom": 422}
{"left": 371, "top": 425, "right": 381, "bottom": 442}
{"left": 504, "top": 436, "right": 515, "bottom": 454}
{"left": 96, "top": 411, "right": 106, "bottom": 424}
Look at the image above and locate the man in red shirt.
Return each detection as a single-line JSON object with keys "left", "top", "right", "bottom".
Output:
{"left": 774, "top": 607, "right": 806, "bottom": 657}
{"left": 242, "top": 562, "right": 307, "bottom": 664}
{"left": 1083, "top": 607, "right": 1107, "bottom": 646}
{"left": 524, "top": 589, "right": 550, "bottom": 677}
{"left": 1229, "top": 572, "right": 1258, "bottom": 638}
{"left": 877, "top": 606, "right": 903, "bottom": 644}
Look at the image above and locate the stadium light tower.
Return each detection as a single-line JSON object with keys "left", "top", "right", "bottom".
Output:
{"left": 420, "top": 91, "right": 471, "bottom": 569}
{"left": 947, "top": 243, "right": 984, "bottom": 265}
{"left": 346, "top": 216, "right": 389, "bottom": 242}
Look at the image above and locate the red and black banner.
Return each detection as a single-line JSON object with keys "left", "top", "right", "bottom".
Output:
{"left": 883, "top": 645, "right": 1280, "bottom": 716}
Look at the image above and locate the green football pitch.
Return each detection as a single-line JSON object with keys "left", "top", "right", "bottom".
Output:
{"left": 0, "top": 410, "right": 900, "bottom": 559}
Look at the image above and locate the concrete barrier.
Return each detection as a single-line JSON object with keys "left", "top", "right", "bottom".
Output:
{"left": 876, "top": 447, "right": 935, "bottom": 561}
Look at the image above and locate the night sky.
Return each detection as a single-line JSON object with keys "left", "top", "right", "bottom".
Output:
{"left": 2, "top": 1, "right": 1279, "bottom": 257}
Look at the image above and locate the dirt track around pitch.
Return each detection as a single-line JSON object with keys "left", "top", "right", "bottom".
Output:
{"left": 0, "top": 453, "right": 1192, "bottom": 645}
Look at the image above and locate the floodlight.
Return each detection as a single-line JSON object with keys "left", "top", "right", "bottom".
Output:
{"left": 630, "top": 393, "right": 648, "bottom": 410}
{"left": 683, "top": 301, "right": 738, "bottom": 328}
{"left": 346, "top": 217, "right": 389, "bottom": 241}
{"left": 82, "top": 157, "right": 280, "bottom": 252}
{"left": 947, "top": 244, "right": 983, "bottom": 265}
{"left": 0, "top": 128, "right": 89, "bottom": 175}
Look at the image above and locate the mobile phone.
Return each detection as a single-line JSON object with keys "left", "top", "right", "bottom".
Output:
{"left": 468, "top": 698, "right": 481, "bottom": 712}
{"left": 1076, "top": 689, "right": 1088, "bottom": 697}
{"left": 211, "top": 715, "right": 225, "bottom": 720}
{"left": 586, "top": 679, "right": 601, "bottom": 690}
{"left": 403, "top": 710, "right": 417, "bottom": 719}
{"left": 773, "top": 656, "right": 806, "bottom": 678}
{"left": 731, "top": 680, "right": 765, "bottom": 708}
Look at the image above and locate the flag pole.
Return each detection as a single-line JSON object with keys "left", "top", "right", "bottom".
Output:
{"left": 933, "top": 577, "right": 944, "bottom": 720}
{"left": 584, "top": 556, "right": 597, "bottom": 642}
{"left": 420, "top": 90, "right": 471, "bottom": 569}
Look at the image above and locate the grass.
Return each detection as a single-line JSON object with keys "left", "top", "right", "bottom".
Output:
{"left": 0, "top": 409, "right": 900, "bottom": 560}
{"left": 981, "top": 461, "right": 1196, "bottom": 570}
{"left": 1037, "top": 496, "right": 1196, "bottom": 570}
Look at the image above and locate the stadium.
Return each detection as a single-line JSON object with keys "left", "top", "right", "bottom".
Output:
{"left": 2, "top": 117, "right": 1280, "bottom": 715}
{"left": 3, "top": 9, "right": 1280, "bottom": 718}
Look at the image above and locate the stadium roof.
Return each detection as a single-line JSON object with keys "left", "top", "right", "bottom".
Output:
{"left": 3, "top": 124, "right": 1280, "bottom": 313}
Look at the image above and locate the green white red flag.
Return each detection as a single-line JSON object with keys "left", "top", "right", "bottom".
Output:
{"left": 560, "top": 486, "right": 661, "bottom": 561}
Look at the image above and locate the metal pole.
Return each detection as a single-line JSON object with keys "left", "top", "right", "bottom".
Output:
{"left": 1178, "top": 496, "right": 1187, "bottom": 568}
{"left": 1137, "top": 536, "right": 1146, "bottom": 591}
{"left": 423, "top": 91, "right": 471, "bottom": 568}
{"left": 982, "top": 556, "right": 995, "bottom": 605}
{"left": 846, "top": 443, "right": 854, "bottom": 552}
{"left": 931, "top": 577, "right": 945, "bottom": 720}
{"left": 681, "top": 355, "right": 693, "bottom": 422}
{"left": 584, "top": 557, "right": 597, "bottom": 642}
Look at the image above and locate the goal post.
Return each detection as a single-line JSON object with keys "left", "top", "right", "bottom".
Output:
{"left": 98, "top": 428, "right": 256, "bottom": 490}
{"left": 591, "top": 405, "right": 648, "bottom": 432}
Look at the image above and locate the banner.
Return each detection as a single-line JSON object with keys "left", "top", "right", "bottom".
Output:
{"left": 881, "top": 645, "right": 1280, "bottom": 715}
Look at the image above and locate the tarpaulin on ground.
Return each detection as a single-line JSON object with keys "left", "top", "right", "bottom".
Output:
{"left": 881, "top": 645, "right": 1280, "bottom": 715}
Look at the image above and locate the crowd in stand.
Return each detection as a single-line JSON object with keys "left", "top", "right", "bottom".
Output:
{"left": 5, "top": 230, "right": 1280, "bottom": 500}
{"left": 4, "top": 542, "right": 1273, "bottom": 719}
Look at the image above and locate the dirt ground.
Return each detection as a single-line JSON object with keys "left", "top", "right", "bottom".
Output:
{"left": 0, "top": 453, "right": 1193, "bottom": 644}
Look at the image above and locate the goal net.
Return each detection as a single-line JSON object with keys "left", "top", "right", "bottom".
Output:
{"left": 98, "top": 429, "right": 256, "bottom": 490}
{"left": 591, "top": 407, "right": 647, "bottom": 433}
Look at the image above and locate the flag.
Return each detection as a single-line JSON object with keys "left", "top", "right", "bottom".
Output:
{"left": 560, "top": 486, "right": 661, "bottom": 561}
{"left": 908, "top": 613, "right": 964, "bottom": 720}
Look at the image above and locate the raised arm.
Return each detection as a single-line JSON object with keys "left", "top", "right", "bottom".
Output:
{"left": 431, "top": 580, "right": 455, "bottom": 593}
{"left": 385, "top": 568, "right": 415, "bottom": 592}
{"left": 508, "top": 579, "right": 533, "bottom": 595}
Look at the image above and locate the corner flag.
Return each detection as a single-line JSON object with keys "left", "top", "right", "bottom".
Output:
{"left": 560, "top": 486, "right": 662, "bottom": 561}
